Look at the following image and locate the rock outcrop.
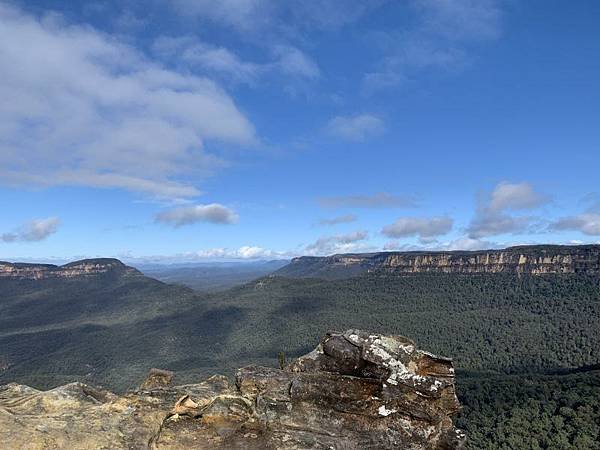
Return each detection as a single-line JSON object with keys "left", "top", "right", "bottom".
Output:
{"left": 0, "top": 330, "right": 464, "bottom": 449}
{"left": 0, "top": 258, "right": 141, "bottom": 280}
{"left": 275, "top": 245, "right": 600, "bottom": 279}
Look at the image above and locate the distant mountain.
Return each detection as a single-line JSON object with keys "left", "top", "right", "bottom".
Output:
{"left": 0, "top": 258, "right": 141, "bottom": 280}
{"left": 273, "top": 244, "right": 600, "bottom": 279}
{"left": 2, "top": 254, "right": 600, "bottom": 447}
{"left": 138, "top": 259, "right": 289, "bottom": 291}
{"left": 0, "top": 258, "right": 200, "bottom": 390}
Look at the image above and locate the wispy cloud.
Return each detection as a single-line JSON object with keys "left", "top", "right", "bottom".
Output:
{"left": 163, "top": 0, "right": 383, "bottom": 32}
{"left": 0, "top": 4, "right": 255, "bottom": 201}
{"left": 155, "top": 204, "right": 239, "bottom": 227}
{"left": 364, "top": 0, "right": 503, "bottom": 94}
{"left": 153, "top": 37, "right": 319, "bottom": 84}
{"left": 319, "top": 192, "right": 416, "bottom": 209}
{"left": 326, "top": 114, "right": 384, "bottom": 141}
{"left": 1, "top": 217, "right": 61, "bottom": 243}
{"left": 318, "top": 214, "right": 358, "bottom": 226}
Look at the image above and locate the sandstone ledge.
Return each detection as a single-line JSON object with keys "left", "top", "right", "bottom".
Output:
{"left": 0, "top": 330, "right": 465, "bottom": 449}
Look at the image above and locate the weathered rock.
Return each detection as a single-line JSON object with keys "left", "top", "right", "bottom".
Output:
{"left": 0, "top": 330, "right": 465, "bottom": 449}
{"left": 140, "top": 368, "right": 175, "bottom": 390}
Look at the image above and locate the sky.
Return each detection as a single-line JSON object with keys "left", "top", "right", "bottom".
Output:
{"left": 1, "top": 0, "right": 600, "bottom": 263}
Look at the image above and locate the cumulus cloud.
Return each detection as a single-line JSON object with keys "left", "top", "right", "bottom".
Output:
{"left": 318, "top": 214, "right": 357, "bottom": 226}
{"left": 549, "top": 193, "right": 600, "bottom": 236}
{"left": 1, "top": 217, "right": 61, "bottom": 243}
{"left": 326, "top": 114, "right": 384, "bottom": 141}
{"left": 551, "top": 214, "right": 600, "bottom": 236}
{"left": 0, "top": 4, "right": 255, "bottom": 200}
{"left": 467, "top": 182, "right": 549, "bottom": 238}
{"left": 319, "top": 192, "right": 416, "bottom": 209}
{"left": 487, "top": 181, "right": 549, "bottom": 212}
{"left": 381, "top": 216, "right": 453, "bottom": 242}
{"left": 155, "top": 204, "right": 239, "bottom": 227}
{"left": 468, "top": 213, "right": 531, "bottom": 239}
{"left": 305, "top": 230, "right": 370, "bottom": 255}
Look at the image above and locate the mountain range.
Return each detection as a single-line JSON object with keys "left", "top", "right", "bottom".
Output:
{"left": 1, "top": 244, "right": 599, "bottom": 448}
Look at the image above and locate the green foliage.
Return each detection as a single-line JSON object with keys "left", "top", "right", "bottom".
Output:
{"left": 1, "top": 271, "right": 599, "bottom": 448}
{"left": 457, "top": 370, "right": 600, "bottom": 449}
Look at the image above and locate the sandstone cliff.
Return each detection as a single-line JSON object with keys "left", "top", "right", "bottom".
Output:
{"left": 0, "top": 258, "right": 141, "bottom": 280}
{"left": 0, "top": 330, "right": 464, "bottom": 449}
{"left": 275, "top": 245, "right": 600, "bottom": 279}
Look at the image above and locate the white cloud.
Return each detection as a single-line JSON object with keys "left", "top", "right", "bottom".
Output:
{"left": 488, "top": 181, "right": 549, "bottom": 212}
{"left": 1, "top": 217, "right": 61, "bottom": 243}
{"left": 381, "top": 216, "right": 453, "bottom": 242}
{"left": 0, "top": 5, "right": 256, "bottom": 200}
{"left": 383, "top": 236, "right": 495, "bottom": 251}
{"left": 326, "top": 114, "right": 384, "bottom": 141}
{"left": 155, "top": 204, "right": 239, "bottom": 227}
{"left": 467, "top": 182, "right": 549, "bottom": 238}
{"left": 272, "top": 45, "right": 321, "bottom": 79}
{"left": 153, "top": 36, "right": 262, "bottom": 83}
{"left": 443, "top": 236, "right": 496, "bottom": 251}
{"left": 551, "top": 214, "right": 600, "bottom": 236}
{"left": 123, "top": 245, "right": 287, "bottom": 262}
{"left": 153, "top": 37, "right": 319, "bottom": 84}
{"left": 318, "top": 214, "right": 357, "bottom": 226}
{"left": 319, "top": 192, "right": 416, "bottom": 209}
{"left": 305, "top": 230, "right": 370, "bottom": 255}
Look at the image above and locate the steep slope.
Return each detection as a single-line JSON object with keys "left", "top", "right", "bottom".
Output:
{"left": 0, "top": 259, "right": 201, "bottom": 390}
{"left": 274, "top": 245, "right": 600, "bottom": 279}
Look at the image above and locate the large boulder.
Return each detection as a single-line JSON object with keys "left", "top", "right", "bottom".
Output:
{"left": 0, "top": 330, "right": 465, "bottom": 449}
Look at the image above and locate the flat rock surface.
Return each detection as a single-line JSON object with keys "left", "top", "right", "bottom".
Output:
{"left": 0, "top": 330, "right": 465, "bottom": 449}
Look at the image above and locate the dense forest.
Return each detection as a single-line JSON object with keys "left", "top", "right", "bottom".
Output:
{"left": 1, "top": 271, "right": 599, "bottom": 448}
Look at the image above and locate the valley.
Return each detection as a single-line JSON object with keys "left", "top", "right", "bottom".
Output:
{"left": 1, "top": 245, "right": 599, "bottom": 448}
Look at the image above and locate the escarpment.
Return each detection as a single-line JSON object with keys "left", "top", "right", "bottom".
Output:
{"left": 275, "top": 244, "right": 600, "bottom": 279}
{"left": 0, "top": 258, "right": 141, "bottom": 280}
{"left": 0, "top": 330, "right": 464, "bottom": 449}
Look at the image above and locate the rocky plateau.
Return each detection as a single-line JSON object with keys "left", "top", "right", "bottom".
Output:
{"left": 275, "top": 245, "right": 600, "bottom": 279}
{"left": 0, "top": 258, "right": 141, "bottom": 280}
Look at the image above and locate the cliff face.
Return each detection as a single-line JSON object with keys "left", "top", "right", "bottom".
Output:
{"left": 0, "top": 330, "right": 464, "bottom": 449}
{"left": 0, "top": 258, "right": 141, "bottom": 280}
{"left": 275, "top": 245, "right": 600, "bottom": 279}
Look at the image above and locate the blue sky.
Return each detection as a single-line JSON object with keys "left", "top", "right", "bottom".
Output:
{"left": 1, "top": 0, "right": 599, "bottom": 263}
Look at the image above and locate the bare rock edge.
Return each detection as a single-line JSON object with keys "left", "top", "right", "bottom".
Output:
{"left": 0, "top": 330, "right": 465, "bottom": 449}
